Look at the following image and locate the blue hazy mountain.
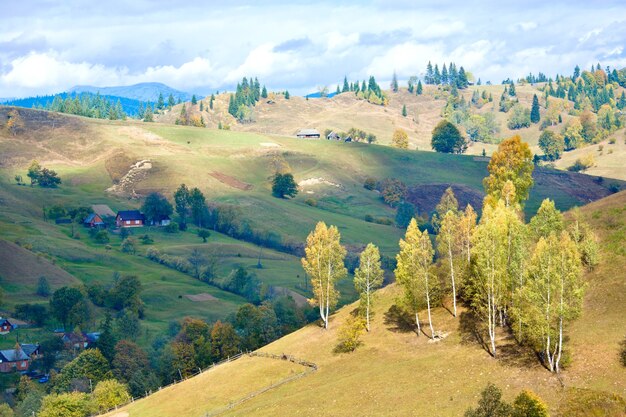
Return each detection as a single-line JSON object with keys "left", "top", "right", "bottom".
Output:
{"left": 2, "top": 92, "right": 150, "bottom": 117}
{"left": 69, "top": 82, "right": 193, "bottom": 102}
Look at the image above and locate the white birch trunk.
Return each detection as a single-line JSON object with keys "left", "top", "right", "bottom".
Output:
{"left": 447, "top": 237, "right": 457, "bottom": 317}
{"left": 425, "top": 272, "right": 434, "bottom": 339}
{"left": 415, "top": 312, "right": 421, "bottom": 336}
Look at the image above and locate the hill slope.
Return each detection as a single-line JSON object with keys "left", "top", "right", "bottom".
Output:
{"left": 104, "top": 191, "right": 626, "bottom": 417}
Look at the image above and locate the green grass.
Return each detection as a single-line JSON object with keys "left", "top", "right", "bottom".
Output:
{"left": 0, "top": 109, "right": 621, "bottom": 352}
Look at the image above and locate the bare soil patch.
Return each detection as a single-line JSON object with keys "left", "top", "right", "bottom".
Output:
{"left": 210, "top": 171, "right": 253, "bottom": 190}
{"left": 185, "top": 293, "right": 219, "bottom": 302}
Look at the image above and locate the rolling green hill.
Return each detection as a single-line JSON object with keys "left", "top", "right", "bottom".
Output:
{"left": 103, "top": 191, "right": 626, "bottom": 417}
{"left": 0, "top": 106, "right": 621, "bottom": 344}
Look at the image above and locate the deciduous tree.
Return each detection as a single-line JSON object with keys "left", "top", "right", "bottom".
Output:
{"left": 395, "top": 219, "right": 437, "bottom": 337}
{"left": 301, "top": 222, "right": 347, "bottom": 329}
{"left": 483, "top": 135, "right": 534, "bottom": 206}
{"left": 431, "top": 120, "right": 467, "bottom": 153}
{"left": 354, "top": 243, "right": 384, "bottom": 331}
{"left": 392, "top": 128, "right": 409, "bottom": 149}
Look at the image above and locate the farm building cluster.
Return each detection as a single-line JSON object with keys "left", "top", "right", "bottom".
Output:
{"left": 54, "top": 204, "right": 170, "bottom": 229}
{"left": 0, "top": 317, "right": 100, "bottom": 375}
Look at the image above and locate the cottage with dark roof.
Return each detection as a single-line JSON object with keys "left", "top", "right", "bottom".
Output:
{"left": 116, "top": 210, "right": 145, "bottom": 228}
{"left": 0, "top": 346, "right": 30, "bottom": 373}
{"left": 0, "top": 318, "right": 13, "bottom": 335}
{"left": 20, "top": 343, "right": 42, "bottom": 360}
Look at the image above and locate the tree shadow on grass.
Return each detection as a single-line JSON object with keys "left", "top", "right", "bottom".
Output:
{"left": 383, "top": 304, "right": 419, "bottom": 335}
{"left": 497, "top": 337, "right": 543, "bottom": 369}
{"left": 458, "top": 310, "right": 491, "bottom": 354}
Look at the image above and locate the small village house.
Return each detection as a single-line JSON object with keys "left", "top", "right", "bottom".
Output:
{"left": 83, "top": 213, "right": 105, "bottom": 228}
{"left": 20, "top": 343, "right": 42, "bottom": 360}
{"left": 0, "top": 318, "right": 13, "bottom": 335}
{"left": 296, "top": 129, "right": 321, "bottom": 139}
{"left": 91, "top": 204, "right": 116, "bottom": 218}
{"left": 116, "top": 210, "right": 145, "bottom": 228}
{"left": 149, "top": 215, "right": 171, "bottom": 227}
{"left": 0, "top": 346, "right": 29, "bottom": 373}
{"left": 61, "top": 332, "right": 89, "bottom": 350}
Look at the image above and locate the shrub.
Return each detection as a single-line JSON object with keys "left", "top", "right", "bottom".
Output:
{"left": 608, "top": 183, "right": 620, "bottom": 193}
{"left": 378, "top": 178, "right": 407, "bottom": 207}
{"left": 364, "top": 214, "right": 374, "bottom": 222}
{"left": 121, "top": 237, "right": 137, "bottom": 254}
{"left": 567, "top": 154, "right": 595, "bottom": 172}
{"left": 363, "top": 177, "right": 377, "bottom": 190}
{"left": 94, "top": 230, "right": 110, "bottom": 244}
{"left": 140, "top": 234, "right": 154, "bottom": 244}
{"left": 164, "top": 222, "right": 179, "bottom": 233}
{"left": 304, "top": 198, "right": 317, "bottom": 207}
{"left": 464, "top": 383, "right": 512, "bottom": 417}
{"left": 609, "top": 137, "right": 616, "bottom": 144}
{"left": 334, "top": 316, "right": 365, "bottom": 353}
{"left": 512, "top": 390, "right": 549, "bottom": 417}
{"left": 620, "top": 337, "right": 626, "bottom": 367}
{"left": 507, "top": 105, "right": 531, "bottom": 129}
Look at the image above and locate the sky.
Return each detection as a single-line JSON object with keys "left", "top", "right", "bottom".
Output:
{"left": 1, "top": 0, "right": 626, "bottom": 98}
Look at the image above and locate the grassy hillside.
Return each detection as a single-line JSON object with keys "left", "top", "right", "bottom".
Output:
{"left": 156, "top": 82, "right": 626, "bottom": 181}
{"left": 103, "top": 191, "right": 626, "bottom": 417}
{"left": 0, "top": 106, "right": 620, "bottom": 342}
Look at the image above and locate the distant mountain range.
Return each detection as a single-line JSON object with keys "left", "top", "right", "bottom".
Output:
{"left": 69, "top": 82, "right": 193, "bottom": 102}
{"left": 2, "top": 92, "right": 149, "bottom": 117}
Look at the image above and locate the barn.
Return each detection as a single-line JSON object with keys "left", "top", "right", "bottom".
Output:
{"left": 116, "top": 210, "right": 145, "bottom": 228}
{"left": 296, "top": 129, "right": 321, "bottom": 139}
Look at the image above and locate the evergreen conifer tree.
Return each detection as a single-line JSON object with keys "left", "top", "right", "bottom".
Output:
{"left": 343, "top": 76, "right": 349, "bottom": 93}
{"left": 530, "top": 94, "right": 541, "bottom": 123}
{"left": 417, "top": 80, "right": 423, "bottom": 95}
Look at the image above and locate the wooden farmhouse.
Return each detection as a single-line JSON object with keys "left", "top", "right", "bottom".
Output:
{"left": 0, "top": 346, "right": 29, "bottom": 373}
{"left": 116, "top": 210, "right": 145, "bottom": 228}
{"left": 83, "top": 213, "right": 105, "bottom": 228}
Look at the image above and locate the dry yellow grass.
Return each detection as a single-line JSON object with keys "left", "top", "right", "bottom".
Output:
{"left": 101, "top": 355, "right": 306, "bottom": 417}
{"left": 105, "top": 192, "right": 626, "bottom": 417}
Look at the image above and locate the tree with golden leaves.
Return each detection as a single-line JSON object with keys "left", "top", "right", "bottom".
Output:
{"left": 302, "top": 222, "right": 347, "bottom": 329}
{"left": 354, "top": 243, "right": 384, "bottom": 331}
{"left": 395, "top": 219, "right": 437, "bottom": 337}
{"left": 392, "top": 128, "right": 409, "bottom": 149}
{"left": 483, "top": 135, "right": 534, "bottom": 206}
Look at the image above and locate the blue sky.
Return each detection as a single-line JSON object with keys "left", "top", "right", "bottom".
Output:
{"left": 1, "top": 0, "right": 625, "bottom": 97}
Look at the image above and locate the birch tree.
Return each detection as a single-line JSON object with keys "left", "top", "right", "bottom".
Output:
{"left": 354, "top": 243, "right": 384, "bottom": 331}
{"left": 302, "top": 222, "right": 347, "bottom": 329}
{"left": 529, "top": 198, "right": 564, "bottom": 239}
{"left": 470, "top": 201, "right": 510, "bottom": 357}
{"left": 437, "top": 210, "right": 461, "bottom": 317}
{"left": 522, "top": 232, "right": 583, "bottom": 372}
{"left": 395, "top": 219, "right": 437, "bottom": 338}
{"left": 458, "top": 204, "right": 477, "bottom": 265}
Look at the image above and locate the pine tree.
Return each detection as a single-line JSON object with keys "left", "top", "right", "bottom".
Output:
{"left": 395, "top": 219, "right": 437, "bottom": 338}
{"left": 391, "top": 71, "right": 399, "bottom": 92}
{"left": 301, "top": 222, "right": 347, "bottom": 329}
{"left": 199, "top": 101, "right": 204, "bottom": 111}
{"left": 157, "top": 93, "right": 164, "bottom": 110}
{"left": 458, "top": 67, "right": 468, "bottom": 88}
{"left": 284, "top": 90, "right": 290, "bottom": 99}
{"left": 167, "top": 94, "right": 175, "bottom": 109}
{"left": 530, "top": 94, "right": 540, "bottom": 123}
{"left": 336, "top": 85, "right": 340, "bottom": 95}
{"left": 441, "top": 63, "right": 448, "bottom": 85}
{"left": 342, "top": 76, "right": 349, "bottom": 93}
{"left": 361, "top": 80, "right": 367, "bottom": 92}
{"left": 426, "top": 61, "right": 434, "bottom": 85}
{"left": 417, "top": 80, "right": 423, "bottom": 95}
{"left": 402, "top": 104, "right": 407, "bottom": 117}
{"left": 433, "top": 64, "right": 441, "bottom": 85}
{"left": 191, "top": 95, "right": 197, "bottom": 105}
{"left": 354, "top": 243, "right": 384, "bottom": 331}
{"left": 209, "top": 94, "right": 215, "bottom": 110}
{"left": 509, "top": 81, "right": 516, "bottom": 96}
{"left": 261, "top": 86, "right": 268, "bottom": 99}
